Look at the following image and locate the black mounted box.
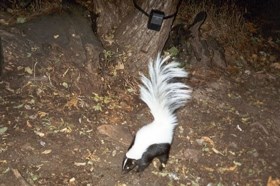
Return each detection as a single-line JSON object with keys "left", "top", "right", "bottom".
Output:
{"left": 148, "top": 10, "right": 165, "bottom": 31}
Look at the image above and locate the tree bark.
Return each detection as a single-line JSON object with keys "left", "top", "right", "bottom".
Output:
{"left": 93, "top": 0, "right": 180, "bottom": 74}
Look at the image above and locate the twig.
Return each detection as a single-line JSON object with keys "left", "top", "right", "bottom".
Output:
{"left": 46, "top": 72, "right": 54, "bottom": 86}
{"left": 251, "top": 122, "right": 269, "bottom": 136}
{"left": 33, "top": 61, "right": 38, "bottom": 79}
{"left": 11, "top": 168, "right": 32, "bottom": 186}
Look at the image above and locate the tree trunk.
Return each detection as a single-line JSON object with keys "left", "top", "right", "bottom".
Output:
{"left": 93, "top": 0, "right": 180, "bottom": 74}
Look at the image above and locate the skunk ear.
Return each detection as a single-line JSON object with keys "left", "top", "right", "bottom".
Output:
{"left": 122, "top": 157, "right": 137, "bottom": 173}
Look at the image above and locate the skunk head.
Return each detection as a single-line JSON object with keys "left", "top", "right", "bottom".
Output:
{"left": 122, "top": 156, "right": 137, "bottom": 173}
{"left": 122, "top": 136, "right": 137, "bottom": 173}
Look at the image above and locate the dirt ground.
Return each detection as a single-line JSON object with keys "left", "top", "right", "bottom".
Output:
{"left": 0, "top": 2, "right": 280, "bottom": 186}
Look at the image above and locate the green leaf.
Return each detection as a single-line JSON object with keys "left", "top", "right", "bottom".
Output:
{"left": 0, "top": 127, "right": 8, "bottom": 135}
{"left": 16, "top": 17, "right": 27, "bottom": 24}
{"left": 167, "top": 46, "right": 179, "bottom": 57}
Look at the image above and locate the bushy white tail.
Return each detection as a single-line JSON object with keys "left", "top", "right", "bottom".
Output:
{"left": 140, "top": 54, "right": 191, "bottom": 125}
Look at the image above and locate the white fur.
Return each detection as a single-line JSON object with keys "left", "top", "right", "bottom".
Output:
{"left": 126, "top": 54, "right": 192, "bottom": 160}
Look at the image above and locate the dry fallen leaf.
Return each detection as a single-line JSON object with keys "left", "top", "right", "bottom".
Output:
{"left": 60, "top": 127, "right": 72, "bottom": 133}
{"left": 25, "top": 66, "right": 33, "bottom": 74}
{"left": 34, "top": 131, "right": 45, "bottom": 137}
{"left": 69, "top": 177, "right": 75, "bottom": 183}
{"left": 267, "top": 176, "right": 280, "bottom": 186}
{"left": 64, "top": 96, "right": 79, "bottom": 110}
{"left": 38, "top": 111, "right": 48, "bottom": 118}
{"left": 85, "top": 150, "right": 100, "bottom": 162}
{"left": 42, "top": 149, "right": 52, "bottom": 154}
{"left": 218, "top": 164, "right": 238, "bottom": 173}
{"left": 26, "top": 120, "right": 32, "bottom": 128}
{"left": 201, "top": 136, "right": 215, "bottom": 147}
{"left": 115, "top": 62, "right": 124, "bottom": 70}
{"left": 0, "top": 160, "right": 7, "bottom": 163}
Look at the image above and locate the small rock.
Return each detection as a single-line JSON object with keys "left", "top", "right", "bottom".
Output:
{"left": 97, "top": 124, "right": 132, "bottom": 146}
{"left": 184, "top": 149, "right": 200, "bottom": 163}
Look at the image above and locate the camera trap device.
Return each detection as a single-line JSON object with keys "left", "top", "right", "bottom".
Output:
{"left": 148, "top": 10, "right": 165, "bottom": 31}
{"left": 133, "top": 0, "right": 181, "bottom": 31}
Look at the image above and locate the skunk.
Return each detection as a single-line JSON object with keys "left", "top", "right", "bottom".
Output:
{"left": 122, "top": 54, "right": 192, "bottom": 173}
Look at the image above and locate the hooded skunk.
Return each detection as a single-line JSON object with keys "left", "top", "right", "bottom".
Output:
{"left": 122, "top": 54, "right": 192, "bottom": 173}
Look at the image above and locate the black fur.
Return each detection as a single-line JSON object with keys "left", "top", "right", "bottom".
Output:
{"left": 122, "top": 143, "right": 171, "bottom": 173}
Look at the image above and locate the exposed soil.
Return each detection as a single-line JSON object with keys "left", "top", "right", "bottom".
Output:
{"left": 0, "top": 2, "right": 280, "bottom": 186}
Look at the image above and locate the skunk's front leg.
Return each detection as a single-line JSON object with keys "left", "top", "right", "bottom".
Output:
{"left": 158, "top": 153, "right": 169, "bottom": 171}
{"left": 136, "top": 152, "right": 154, "bottom": 172}
{"left": 136, "top": 143, "right": 171, "bottom": 172}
